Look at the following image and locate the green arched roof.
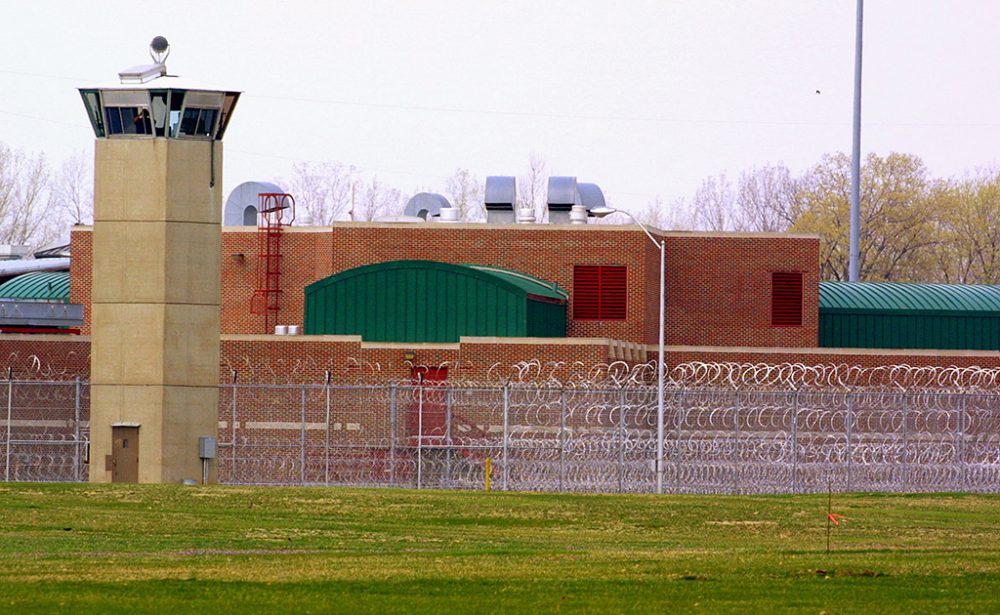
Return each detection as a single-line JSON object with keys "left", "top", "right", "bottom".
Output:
{"left": 306, "top": 260, "right": 567, "bottom": 302}
{"left": 463, "top": 264, "right": 568, "bottom": 301}
{"left": 304, "top": 260, "right": 568, "bottom": 342}
{"left": 820, "top": 281, "right": 1000, "bottom": 315}
{"left": 0, "top": 271, "right": 70, "bottom": 303}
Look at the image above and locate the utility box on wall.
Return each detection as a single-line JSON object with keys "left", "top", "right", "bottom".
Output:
{"left": 199, "top": 436, "right": 217, "bottom": 460}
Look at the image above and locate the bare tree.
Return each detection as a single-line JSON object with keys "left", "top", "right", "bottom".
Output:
{"left": 445, "top": 168, "right": 484, "bottom": 221}
{"left": 690, "top": 173, "right": 737, "bottom": 231}
{"left": 517, "top": 152, "right": 548, "bottom": 221}
{"left": 352, "top": 176, "right": 406, "bottom": 221}
{"left": 0, "top": 143, "right": 58, "bottom": 248}
{"left": 284, "top": 161, "right": 356, "bottom": 225}
{"left": 735, "top": 164, "right": 798, "bottom": 232}
{"left": 636, "top": 195, "right": 691, "bottom": 231}
{"left": 51, "top": 150, "right": 93, "bottom": 226}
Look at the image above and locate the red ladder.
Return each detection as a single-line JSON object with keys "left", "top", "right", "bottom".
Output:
{"left": 250, "top": 193, "right": 295, "bottom": 333}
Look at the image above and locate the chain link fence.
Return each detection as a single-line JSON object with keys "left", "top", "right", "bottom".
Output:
{"left": 1, "top": 368, "right": 998, "bottom": 493}
{"left": 0, "top": 379, "right": 88, "bottom": 483}
{"left": 217, "top": 382, "right": 1000, "bottom": 493}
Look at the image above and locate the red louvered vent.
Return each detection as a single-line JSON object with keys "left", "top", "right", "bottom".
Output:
{"left": 771, "top": 271, "right": 803, "bottom": 326}
{"left": 574, "top": 265, "right": 627, "bottom": 320}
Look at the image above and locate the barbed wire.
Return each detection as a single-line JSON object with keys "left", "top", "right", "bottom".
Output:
{"left": 9, "top": 352, "right": 1000, "bottom": 391}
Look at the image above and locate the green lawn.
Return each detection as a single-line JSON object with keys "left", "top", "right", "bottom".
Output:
{"left": 0, "top": 484, "right": 997, "bottom": 614}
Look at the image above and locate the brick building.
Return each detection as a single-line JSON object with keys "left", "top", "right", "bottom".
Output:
{"left": 53, "top": 220, "right": 841, "bottom": 380}
{"left": 2, "top": 217, "right": 996, "bottom": 384}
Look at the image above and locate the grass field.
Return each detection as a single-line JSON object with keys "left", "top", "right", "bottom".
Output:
{"left": 0, "top": 484, "right": 997, "bottom": 614}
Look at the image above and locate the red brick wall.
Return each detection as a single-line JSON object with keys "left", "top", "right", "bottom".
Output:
{"left": 328, "top": 224, "right": 651, "bottom": 342}
{"left": 219, "top": 337, "right": 614, "bottom": 384}
{"left": 74, "top": 224, "right": 820, "bottom": 348}
{"left": 0, "top": 336, "right": 91, "bottom": 379}
{"left": 220, "top": 229, "right": 335, "bottom": 335}
{"left": 662, "top": 347, "right": 1000, "bottom": 370}
{"left": 663, "top": 234, "right": 819, "bottom": 347}
{"left": 2, "top": 336, "right": 998, "bottom": 383}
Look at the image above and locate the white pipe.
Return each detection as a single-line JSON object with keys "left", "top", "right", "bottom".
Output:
{"left": 0, "top": 258, "right": 71, "bottom": 278}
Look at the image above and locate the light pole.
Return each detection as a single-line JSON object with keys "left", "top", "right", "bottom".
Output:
{"left": 590, "top": 207, "right": 665, "bottom": 494}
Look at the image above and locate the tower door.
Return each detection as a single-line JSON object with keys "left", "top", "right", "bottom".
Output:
{"left": 111, "top": 426, "right": 140, "bottom": 483}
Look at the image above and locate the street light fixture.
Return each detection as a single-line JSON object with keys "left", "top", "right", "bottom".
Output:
{"left": 589, "top": 206, "right": 666, "bottom": 494}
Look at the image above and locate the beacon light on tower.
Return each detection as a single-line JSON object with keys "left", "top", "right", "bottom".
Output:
{"left": 79, "top": 36, "right": 240, "bottom": 142}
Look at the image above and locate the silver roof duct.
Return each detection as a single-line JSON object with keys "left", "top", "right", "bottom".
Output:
{"left": 485, "top": 176, "right": 517, "bottom": 224}
{"left": 546, "top": 176, "right": 580, "bottom": 224}
{"left": 404, "top": 192, "right": 452, "bottom": 220}
{"left": 577, "top": 183, "right": 606, "bottom": 216}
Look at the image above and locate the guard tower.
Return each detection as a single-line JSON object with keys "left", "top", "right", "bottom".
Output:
{"left": 78, "top": 38, "right": 240, "bottom": 483}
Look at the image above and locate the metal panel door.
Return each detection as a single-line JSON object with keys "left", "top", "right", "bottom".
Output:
{"left": 111, "top": 426, "right": 139, "bottom": 483}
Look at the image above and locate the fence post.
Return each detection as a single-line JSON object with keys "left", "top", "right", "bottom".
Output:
{"left": 417, "top": 375, "right": 424, "bottom": 490}
{"left": 791, "top": 390, "right": 800, "bottom": 494}
{"left": 389, "top": 383, "right": 397, "bottom": 487}
{"left": 673, "top": 387, "right": 684, "bottom": 494}
{"left": 732, "top": 390, "right": 740, "bottom": 495}
{"left": 618, "top": 387, "right": 626, "bottom": 494}
{"left": 299, "top": 386, "right": 307, "bottom": 485}
{"left": 957, "top": 393, "right": 967, "bottom": 492}
{"left": 902, "top": 392, "right": 909, "bottom": 491}
{"left": 502, "top": 384, "right": 509, "bottom": 492}
{"left": 5, "top": 368, "right": 12, "bottom": 482}
{"left": 74, "top": 377, "right": 82, "bottom": 481}
{"left": 559, "top": 388, "right": 567, "bottom": 493}
{"left": 445, "top": 387, "right": 453, "bottom": 488}
{"left": 230, "top": 371, "right": 238, "bottom": 479}
{"left": 846, "top": 390, "right": 854, "bottom": 492}
{"left": 324, "top": 371, "right": 331, "bottom": 487}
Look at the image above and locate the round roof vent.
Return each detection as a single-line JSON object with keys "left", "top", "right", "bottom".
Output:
{"left": 223, "top": 181, "right": 285, "bottom": 226}
{"left": 403, "top": 192, "right": 452, "bottom": 220}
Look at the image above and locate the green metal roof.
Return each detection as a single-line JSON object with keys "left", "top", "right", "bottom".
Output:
{"left": 0, "top": 271, "right": 70, "bottom": 303}
{"left": 464, "top": 264, "right": 568, "bottom": 301}
{"left": 304, "top": 260, "right": 568, "bottom": 342}
{"left": 820, "top": 281, "right": 1000, "bottom": 315}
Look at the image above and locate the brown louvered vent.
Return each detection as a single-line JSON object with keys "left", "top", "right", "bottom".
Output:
{"left": 771, "top": 271, "right": 803, "bottom": 326}
{"left": 574, "top": 265, "right": 627, "bottom": 320}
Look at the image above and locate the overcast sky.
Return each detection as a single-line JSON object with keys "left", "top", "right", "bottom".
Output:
{"left": 1, "top": 0, "right": 998, "bottom": 216}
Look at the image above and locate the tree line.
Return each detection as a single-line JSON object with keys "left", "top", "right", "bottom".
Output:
{"left": 661, "top": 153, "right": 1000, "bottom": 284}
{"left": 0, "top": 144, "right": 92, "bottom": 251}
{"left": 2, "top": 139, "right": 998, "bottom": 284}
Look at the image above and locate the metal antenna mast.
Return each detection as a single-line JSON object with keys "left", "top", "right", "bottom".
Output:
{"left": 849, "top": 0, "right": 864, "bottom": 281}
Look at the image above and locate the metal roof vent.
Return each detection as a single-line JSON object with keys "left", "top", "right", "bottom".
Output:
{"left": 546, "top": 177, "right": 581, "bottom": 224}
{"left": 223, "top": 181, "right": 285, "bottom": 226}
{"left": 403, "top": 192, "right": 452, "bottom": 220}
{"left": 485, "top": 176, "right": 517, "bottom": 224}
{"left": 577, "top": 183, "right": 606, "bottom": 216}
{"left": 118, "top": 36, "right": 170, "bottom": 84}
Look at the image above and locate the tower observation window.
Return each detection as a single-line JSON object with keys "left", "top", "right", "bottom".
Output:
{"left": 104, "top": 106, "right": 152, "bottom": 135}
{"left": 178, "top": 108, "right": 218, "bottom": 138}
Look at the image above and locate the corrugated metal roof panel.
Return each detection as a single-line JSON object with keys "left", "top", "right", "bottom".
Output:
{"left": 0, "top": 271, "right": 70, "bottom": 303}
{"left": 304, "top": 260, "right": 567, "bottom": 341}
{"left": 819, "top": 281, "right": 1000, "bottom": 314}
{"left": 465, "top": 264, "right": 568, "bottom": 301}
